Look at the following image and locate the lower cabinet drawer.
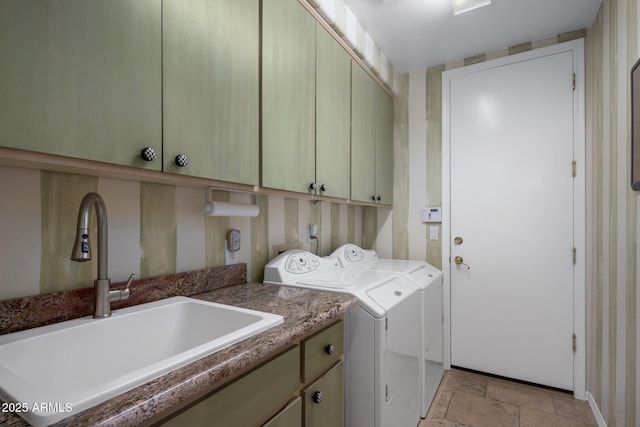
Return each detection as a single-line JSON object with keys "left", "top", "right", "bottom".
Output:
{"left": 262, "top": 397, "right": 302, "bottom": 427}
{"left": 162, "top": 346, "right": 300, "bottom": 427}
{"left": 302, "top": 320, "right": 343, "bottom": 382}
{"left": 303, "top": 360, "right": 344, "bottom": 427}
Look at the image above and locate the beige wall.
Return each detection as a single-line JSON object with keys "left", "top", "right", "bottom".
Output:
{"left": 0, "top": 165, "right": 385, "bottom": 299}
{"left": 587, "top": 0, "right": 639, "bottom": 425}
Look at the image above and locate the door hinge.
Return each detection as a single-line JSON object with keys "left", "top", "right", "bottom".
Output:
{"left": 572, "top": 247, "right": 577, "bottom": 264}
{"left": 572, "top": 334, "right": 577, "bottom": 352}
{"left": 385, "top": 318, "right": 388, "bottom": 330}
{"left": 385, "top": 385, "right": 389, "bottom": 400}
{"left": 572, "top": 160, "right": 577, "bottom": 177}
{"left": 572, "top": 73, "right": 576, "bottom": 90}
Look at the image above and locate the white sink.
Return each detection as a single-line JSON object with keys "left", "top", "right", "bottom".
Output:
{"left": 0, "top": 296, "right": 283, "bottom": 426}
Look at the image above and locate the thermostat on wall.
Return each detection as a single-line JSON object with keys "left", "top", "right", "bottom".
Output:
{"left": 422, "top": 207, "right": 442, "bottom": 223}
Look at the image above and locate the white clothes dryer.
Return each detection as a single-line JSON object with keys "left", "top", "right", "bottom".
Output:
{"left": 328, "top": 244, "right": 444, "bottom": 418}
{"left": 264, "top": 250, "right": 422, "bottom": 427}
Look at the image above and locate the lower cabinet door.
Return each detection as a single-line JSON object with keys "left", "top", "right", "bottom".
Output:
{"left": 263, "top": 397, "right": 302, "bottom": 427}
{"left": 162, "top": 346, "right": 300, "bottom": 427}
{"left": 303, "top": 361, "right": 344, "bottom": 427}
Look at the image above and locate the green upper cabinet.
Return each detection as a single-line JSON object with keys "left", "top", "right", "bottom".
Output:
{"left": 0, "top": 0, "right": 162, "bottom": 170}
{"left": 262, "top": 0, "right": 316, "bottom": 194}
{"left": 315, "top": 25, "right": 352, "bottom": 200}
{"left": 351, "top": 64, "right": 393, "bottom": 205}
{"left": 350, "top": 63, "right": 377, "bottom": 203}
{"left": 163, "top": 0, "right": 259, "bottom": 185}
{"left": 374, "top": 85, "right": 394, "bottom": 205}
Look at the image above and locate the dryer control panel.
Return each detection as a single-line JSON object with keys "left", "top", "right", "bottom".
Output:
{"left": 329, "top": 244, "right": 377, "bottom": 267}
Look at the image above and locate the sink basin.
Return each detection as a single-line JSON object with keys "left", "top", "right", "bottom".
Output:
{"left": 0, "top": 296, "right": 283, "bottom": 426}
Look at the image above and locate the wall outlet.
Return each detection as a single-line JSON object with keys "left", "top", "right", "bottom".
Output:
{"left": 224, "top": 240, "right": 238, "bottom": 265}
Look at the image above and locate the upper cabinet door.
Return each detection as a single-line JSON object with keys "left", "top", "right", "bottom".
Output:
{"left": 350, "top": 64, "right": 377, "bottom": 203}
{"left": 163, "top": 0, "right": 259, "bottom": 185}
{"left": 315, "top": 25, "right": 352, "bottom": 200}
{"left": 375, "top": 86, "right": 394, "bottom": 205}
{"left": 262, "top": 0, "right": 316, "bottom": 194}
{"left": 0, "top": 0, "right": 162, "bottom": 170}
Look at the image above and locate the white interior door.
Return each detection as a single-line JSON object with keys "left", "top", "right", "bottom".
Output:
{"left": 447, "top": 49, "right": 576, "bottom": 390}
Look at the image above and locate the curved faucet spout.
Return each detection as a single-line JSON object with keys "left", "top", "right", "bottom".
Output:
{"left": 71, "top": 192, "right": 108, "bottom": 280}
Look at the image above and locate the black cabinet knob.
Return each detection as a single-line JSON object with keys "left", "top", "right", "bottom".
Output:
{"left": 320, "top": 184, "right": 327, "bottom": 192}
{"left": 309, "top": 182, "right": 317, "bottom": 191}
{"left": 140, "top": 147, "right": 157, "bottom": 161}
{"left": 325, "top": 344, "right": 335, "bottom": 355}
{"left": 174, "top": 154, "right": 189, "bottom": 167}
{"left": 312, "top": 391, "right": 323, "bottom": 404}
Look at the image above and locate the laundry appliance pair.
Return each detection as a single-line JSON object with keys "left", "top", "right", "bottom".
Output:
{"left": 264, "top": 244, "right": 443, "bottom": 427}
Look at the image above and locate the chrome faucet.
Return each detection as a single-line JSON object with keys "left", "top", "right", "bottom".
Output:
{"left": 71, "top": 192, "right": 134, "bottom": 318}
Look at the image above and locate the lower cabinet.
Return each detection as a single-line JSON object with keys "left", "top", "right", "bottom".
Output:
{"left": 160, "top": 321, "right": 344, "bottom": 427}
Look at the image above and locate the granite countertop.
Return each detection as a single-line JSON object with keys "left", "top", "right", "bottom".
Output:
{"left": 0, "top": 283, "right": 357, "bottom": 427}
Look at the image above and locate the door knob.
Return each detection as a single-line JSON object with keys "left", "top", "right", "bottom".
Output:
{"left": 454, "top": 236, "right": 463, "bottom": 245}
{"left": 454, "top": 256, "right": 470, "bottom": 270}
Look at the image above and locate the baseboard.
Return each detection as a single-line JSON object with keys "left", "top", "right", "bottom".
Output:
{"left": 586, "top": 391, "right": 607, "bottom": 427}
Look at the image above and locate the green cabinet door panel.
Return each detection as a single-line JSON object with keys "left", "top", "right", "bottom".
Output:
{"left": 262, "top": 0, "right": 316, "bottom": 193}
{"left": 303, "top": 361, "right": 344, "bottom": 427}
{"left": 163, "top": 0, "right": 259, "bottom": 185}
{"left": 375, "top": 86, "right": 394, "bottom": 205}
{"left": 162, "top": 346, "right": 300, "bottom": 427}
{"left": 263, "top": 397, "right": 302, "bottom": 427}
{"left": 315, "top": 25, "right": 351, "bottom": 200}
{"left": 0, "top": 0, "right": 162, "bottom": 170}
{"left": 350, "top": 63, "right": 376, "bottom": 203}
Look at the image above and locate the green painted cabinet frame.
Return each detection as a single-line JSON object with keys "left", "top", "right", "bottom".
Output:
{"left": 163, "top": 0, "right": 259, "bottom": 185}
{"left": 0, "top": 0, "right": 162, "bottom": 170}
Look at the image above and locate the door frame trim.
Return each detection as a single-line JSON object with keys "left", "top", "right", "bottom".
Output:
{"left": 441, "top": 38, "right": 586, "bottom": 399}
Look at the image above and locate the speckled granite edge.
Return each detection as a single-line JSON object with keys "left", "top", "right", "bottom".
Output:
{"left": 0, "top": 283, "right": 357, "bottom": 427}
{"left": 0, "top": 264, "right": 247, "bottom": 335}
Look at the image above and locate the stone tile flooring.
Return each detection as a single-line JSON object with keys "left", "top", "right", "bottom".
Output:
{"left": 420, "top": 368, "right": 597, "bottom": 427}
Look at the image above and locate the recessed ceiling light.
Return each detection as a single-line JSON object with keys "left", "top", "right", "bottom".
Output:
{"left": 450, "top": 0, "right": 491, "bottom": 15}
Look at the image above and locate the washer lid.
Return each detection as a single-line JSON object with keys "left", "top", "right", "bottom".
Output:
{"left": 364, "top": 275, "right": 420, "bottom": 312}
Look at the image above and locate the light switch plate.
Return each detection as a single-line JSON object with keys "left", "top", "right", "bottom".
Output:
{"left": 429, "top": 226, "right": 439, "bottom": 241}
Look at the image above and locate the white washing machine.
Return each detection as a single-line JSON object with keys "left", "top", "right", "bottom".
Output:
{"left": 264, "top": 250, "right": 422, "bottom": 427}
{"left": 328, "top": 244, "right": 444, "bottom": 418}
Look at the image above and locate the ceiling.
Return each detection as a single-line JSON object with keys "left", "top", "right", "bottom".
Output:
{"left": 342, "top": 0, "right": 603, "bottom": 73}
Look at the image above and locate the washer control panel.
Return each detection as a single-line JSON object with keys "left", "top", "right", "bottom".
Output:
{"left": 285, "top": 252, "right": 320, "bottom": 274}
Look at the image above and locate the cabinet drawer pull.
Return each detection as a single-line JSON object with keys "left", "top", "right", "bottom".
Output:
{"left": 174, "top": 154, "right": 189, "bottom": 167}
{"left": 320, "top": 184, "right": 327, "bottom": 192}
{"left": 140, "top": 147, "right": 157, "bottom": 162}
{"left": 312, "top": 391, "right": 323, "bottom": 404}
{"left": 309, "top": 182, "right": 317, "bottom": 191}
{"left": 324, "top": 344, "right": 335, "bottom": 355}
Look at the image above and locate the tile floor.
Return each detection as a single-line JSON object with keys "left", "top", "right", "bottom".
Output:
{"left": 421, "top": 368, "right": 597, "bottom": 427}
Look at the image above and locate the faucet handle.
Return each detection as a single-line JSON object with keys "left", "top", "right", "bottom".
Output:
{"left": 119, "top": 274, "right": 135, "bottom": 300}
{"left": 124, "top": 273, "right": 135, "bottom": 290}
